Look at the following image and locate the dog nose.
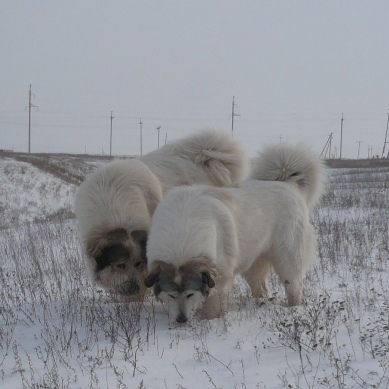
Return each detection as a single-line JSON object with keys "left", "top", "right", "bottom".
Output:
{"left": 176, "top": 314, "right": 187, "bottom": 324}
{"left": 115, "top": 280, "right": 140, "bottom": 296}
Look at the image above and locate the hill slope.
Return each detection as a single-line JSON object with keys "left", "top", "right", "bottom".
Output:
{"left": 0, "top": 152, "right": 112, "bottom": 227}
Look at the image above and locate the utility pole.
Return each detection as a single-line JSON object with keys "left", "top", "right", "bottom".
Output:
{"left": 231, "top": 96, "right": 240, "bottom": 137}
{"left": 165, "top": 132, "right": 168, "bottom": 145}
{"left": 381, "top": 106, "right": 389, "bottom": 158}
{"left": 339, "top": 113, "right": 344, "bottom": 159}
{"left": 356, "top": 141, "right": 362, "bottom": 159}
{"left": 110, "top": 111, "right": 114, "bottom": 157}
{"left": 139, "top": 118, "right": 143, "bottom": 156}
{"left": 156, "top": 126, "right": 161, "bottom": 149}
{"left": 368, "top": 146, "right": 373, "bottom": 159}
{"left": 28, "top": 84, "right": 38, "bottom": 153}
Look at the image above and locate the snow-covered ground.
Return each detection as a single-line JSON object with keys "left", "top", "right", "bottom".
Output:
{"left": 0, "top": 155, "right": 388, "bottom": 388}
{"left": 0, "top": 158, "right": 77, "bottom": 226}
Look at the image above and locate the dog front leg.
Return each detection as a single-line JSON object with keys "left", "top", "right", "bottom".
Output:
{"left": 284, "top": 278, "right": 303, "bottom": 306}
{"left": 200, "top": 292, "right": 225, "bottom": 320}
{"left": 200, "top": 277, "right": 233, "bottom": 320}
{"left": 242, "top": 256, "right": 272, "bottom": 299}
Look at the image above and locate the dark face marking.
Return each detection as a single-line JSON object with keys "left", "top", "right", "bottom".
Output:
{"left": 146, "top": 261, "right": 214, "bottom": 298}
{"left": 147, "top": 262, "right": 176, "bottom": 295}
{"left": 95, "top": 244, "right": 131, "bottom": 271}
{"left": 87, "top": 228, "right": 150, "bottom": 297}
{"left": 93, "top": 229, "right": 148, "bottom": 273}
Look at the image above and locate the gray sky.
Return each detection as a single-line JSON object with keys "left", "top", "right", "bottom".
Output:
{"left": 1, "top": 1, "right": 389, "bottom": 158}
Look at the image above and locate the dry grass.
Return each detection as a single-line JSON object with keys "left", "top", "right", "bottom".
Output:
{"left": 0, "top": 157, "right": 388, "bottom": 388}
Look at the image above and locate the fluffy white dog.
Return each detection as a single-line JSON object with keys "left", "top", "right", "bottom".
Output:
{"left": 145, "top": 143, "right": 326, "bottom": 322}
{"left": 74, "top": 130, "right": 249, "bottom": 301}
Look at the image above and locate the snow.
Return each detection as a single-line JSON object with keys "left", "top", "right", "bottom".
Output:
{"left": 0, "top": 158, "right": 77, "bottom": 226}
{"left": 0, "top": 156, "right": 388, "bottom": 388}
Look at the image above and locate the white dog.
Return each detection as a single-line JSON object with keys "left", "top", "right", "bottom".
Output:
{"left": 145, "top": 143, "right": 326, "bottom": 322}
{"left": 74, "top": 130, "right": 249, "bottom": 301}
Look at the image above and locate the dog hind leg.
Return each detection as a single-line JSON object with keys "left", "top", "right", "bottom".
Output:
{"left": 272, "top": 247, "right": 309, "bottom": 306}
{"left": 242, "top": 254, "right": 272, "bottom": 299}
{"left": 272, "top": 221, "right": 315, "bottom": 306}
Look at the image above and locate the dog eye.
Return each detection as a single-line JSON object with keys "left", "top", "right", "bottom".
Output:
{"left": 168, "top": 294, "right": 177, "bottom": 299}
{"left": 186, "top": 293, "right": 194, "bottom": 299}
{"left": 116, "top": 263, "right": 126, "bottom": 269}
{"left": 134, "top": 261, "right": 142, "bottom": 268}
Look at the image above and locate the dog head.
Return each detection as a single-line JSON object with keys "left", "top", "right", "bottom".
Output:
{"left": 86, "top": 228, "right": 148, "bottom": 297}
{"left": 144, "top": 258, "right": 217, "bottom": 323}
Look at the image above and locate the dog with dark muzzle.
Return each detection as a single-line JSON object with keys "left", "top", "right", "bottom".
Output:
{"left": 74, "top": 130, "right": 249, "bottom": 301}
{"left": 145, "top": 143, "right": 326, "bottom": 322}
{"left": 145, "top": 258, "right": 217, "bottom": 323}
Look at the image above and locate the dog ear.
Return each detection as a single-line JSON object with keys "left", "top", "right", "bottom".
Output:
{"left": 201, "top": 271, "right": 216, "bottom": 288}
{"left": 131, "top": 230, "right": 148, "bottom": 249}
{"left": 131, "top": 230, "right": 148, "bottom": 262}
{"left": 144, "top": 265, "right": 161, "bottom": 288}
{"left": 183, "top": 257, "right": 218, "bottom": 288}
{"left": 86, "top": 228, "right": 129, "bottom": 258}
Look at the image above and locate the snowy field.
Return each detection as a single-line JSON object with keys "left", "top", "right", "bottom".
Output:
{"left": 0, "top": 154, "right": 388, "bottom": 388}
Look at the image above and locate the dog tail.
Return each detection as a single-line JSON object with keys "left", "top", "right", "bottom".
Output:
{"left": 163, "top": 130, "right": 249, "bottom": 186}
{"left": 250, "top": 143, "right": 326, "bottom": 210}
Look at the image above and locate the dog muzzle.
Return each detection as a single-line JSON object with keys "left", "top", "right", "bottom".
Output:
{"left": 115, "top": 280, "right": 141, "bottom": 296}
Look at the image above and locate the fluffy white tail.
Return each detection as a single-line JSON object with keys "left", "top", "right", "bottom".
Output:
{"left": 157, "top": 130, "right": 249, "bottom": 186}
{"left": 250, "top": 143, "right": 326, "bottom": 210}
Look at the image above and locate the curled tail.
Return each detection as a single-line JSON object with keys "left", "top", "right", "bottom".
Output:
{"left": 250, "top": 143, "right": 326, "bottom": 210}
{"left": 163, "top": 130, "right": 249, "bottom": 186}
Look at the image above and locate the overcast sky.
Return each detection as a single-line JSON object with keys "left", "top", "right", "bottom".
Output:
{"left": 1, "top": 1, "right": 389, "bottom": 158}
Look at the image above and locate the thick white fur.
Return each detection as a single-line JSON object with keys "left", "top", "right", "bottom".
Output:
{"left": 74, "top": 130, "right": 249, "bottom": 294}
{"left": 147, "top": 143, "right": 326, "bottom": 319}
